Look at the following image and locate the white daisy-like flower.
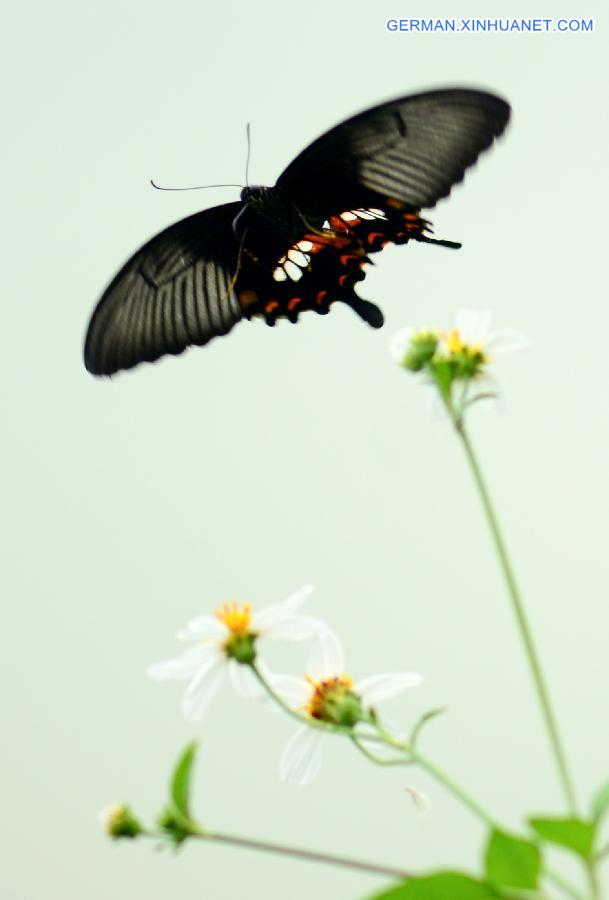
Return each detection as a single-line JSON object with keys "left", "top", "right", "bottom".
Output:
{"left": 435, "top": 309, "right": 527, "bottom": 362}
{"left": 273, "top": 629, "right": 423, "bottom": 786}
{"left": 147, "top": 585, "right": 321, "bottom": 722}
{"left": 390, "top": 309, "right": 527, "bottom": 415}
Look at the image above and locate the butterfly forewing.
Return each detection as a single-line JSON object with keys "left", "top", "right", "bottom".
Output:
{"left": 276, "top": 89, "right": 510, "bottom": 213}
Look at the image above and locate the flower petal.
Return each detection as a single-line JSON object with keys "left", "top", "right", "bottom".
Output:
{"left": 181, "top": 655, "right": 226, "bottom": 721}
{"left": 253, "top": 585, "right": 314, "bottom": 631}
{"left": 306, "top": 628, "right": 344, "bottom": 680}
{"left": 484, "top": 329, "right": 528, "bottom": 357}
{"left": 279, "top": 726, "right": 325, "bottom": 785}
{"left": 228, "top": 660, "right": 269, "bottom": 702}
{"left": 356, "top": 672, "right": 423, "bottom": 705}
{"left": 388, "top": 327, "right": 414, "bottom": 362}
{"left": 455, "top": 309, "right": 491, "bottom": 345}
{"left": 262, "top": 614, "right": 326, "bottom": 641}
{"left": 269, "top": 673, "right": 311, "bottom": 708}
{"left": 281, "top": 584, "right": 314, "bottom": 612}
{"left": 175, "top": 615, "right": 225, "bottom": 642}
{"left": 147, "top": 645, "right": 214, "bottom": 681}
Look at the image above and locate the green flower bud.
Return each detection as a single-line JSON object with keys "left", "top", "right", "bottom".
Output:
{"left": 403, "top": 331, "right": 439, "bottom": 371}
{"left": 157, "top": 806, "right": 196, "bottom": 846}
{"left": 100, "top": 803, "right": 143, "bottom": 840}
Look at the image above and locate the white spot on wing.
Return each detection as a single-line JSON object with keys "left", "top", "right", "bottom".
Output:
{"left": 288, "top": 249, "right": 309, "bottom": 267}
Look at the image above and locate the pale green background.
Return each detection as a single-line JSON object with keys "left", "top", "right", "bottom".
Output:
{"left": 3, "top": 1, "right": 608, "bottom": 898}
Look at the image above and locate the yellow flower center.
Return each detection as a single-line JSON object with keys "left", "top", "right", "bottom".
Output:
{"left": 214, "top": 600, "right": 253, "bottom": 635}
{"left": 305, "top": 674, "right": 354, "bottom": 719}
{"left": 442, "top": 328, "right": 489, "bottom": 363}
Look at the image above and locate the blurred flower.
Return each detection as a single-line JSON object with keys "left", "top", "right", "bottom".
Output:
{"left": 273, "top": 629, "right": 423, "bottom": 785}
{"left": 389, "top": 327, "right": 439, "bottom": 371}
{"left": 390, "top": 310, "right": 526, "bottom": 416}
{"left": 148, "top": 585, "right": 322, "bottom": 721}
{"left": 99, "top": 803, "right": 142, "bottom": 839}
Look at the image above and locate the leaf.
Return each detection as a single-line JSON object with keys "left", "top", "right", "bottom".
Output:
{"left": 171, "top": 741, "right": 198, "bottom": 820}
{"left": 485, "top": 828, "right": 540, "bottom": 890}
{"left": 529, "top": 816, "right": 596, "bottom": 860}
{"left": 370, "top": 872, "right": 497, "bottom": 899}
{"left": 592, "top": 780, "right": 609, "bottom": 823}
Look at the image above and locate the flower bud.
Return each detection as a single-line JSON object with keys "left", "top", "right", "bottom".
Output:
{"left": 403, "top": 331, "right": 439, "bottom": 371}
{"left": 99, "top": 803, "right": 142, "bottom": 839}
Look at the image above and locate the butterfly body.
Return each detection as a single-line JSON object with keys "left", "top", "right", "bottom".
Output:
{"left": 84, "top": 89, "right": 510, "bottom": 376}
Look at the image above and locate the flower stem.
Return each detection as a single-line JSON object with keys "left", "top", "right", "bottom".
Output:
{"left": 199, "top": 831, "right": 411, "bottom": 880}
{"left": 249, "top": 663, "right": 354, "bottom": 737}
{"left": 455, "top": 422, "right": 578, "bottom": 817}
{"left": 145, "top": 829, "right": 410, "bottom": 881}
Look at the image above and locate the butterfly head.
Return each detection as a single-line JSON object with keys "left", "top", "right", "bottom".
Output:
{"left": 240, "top": 185, "right": 267, "bottom": 204}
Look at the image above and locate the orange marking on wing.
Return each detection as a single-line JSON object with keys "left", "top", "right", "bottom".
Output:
{"left": 315, "top": 290, "right": 328, "bottom": 305}
{"left": 265, "top": 301, "right": 280, "bottom": 314}
{"left": 238, "top": 290, "right": 258, "bottom": 309}
{"left": 287, "top": 297, "right": 301, "bottom": 312}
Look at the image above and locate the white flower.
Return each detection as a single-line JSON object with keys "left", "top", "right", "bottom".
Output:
{"left": 273, "top": 629, "right": 423, "bottom": 785}
{"left": 147, "top": 585, "right": 321, "bottom": 721}
{"left": 435, "top": 309, "right": 527, "bottom": 361}
{"left": 390, "top": 309, "right": 527, "bottom": 416}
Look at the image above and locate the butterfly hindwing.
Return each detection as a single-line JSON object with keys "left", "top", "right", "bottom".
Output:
{"left": 233, "top": 201, "right": 433, "bottom": 328}
{"left": 84, "top": 203, "right": 243, "bottom": 375}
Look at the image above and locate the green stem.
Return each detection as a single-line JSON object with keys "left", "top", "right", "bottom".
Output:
{"left": 455, "top": 421, "right": 578, "bottom": 817}
{"left": 593, "top": 842, "right": 609, "bottom": 862}
{"left": 350, "top": 735, "right": 413, "bottom": 767}
{"left": 585, "top": 861, "right": 602, "bottom": 899}
{"left": 249, "top": 663, "right": 354, "bottom": 737}
{"left": 376, "top": 725, "right": 499, "bottom": 827}
{"left": 144, "top": 829, "right": 410, "bottom": 881}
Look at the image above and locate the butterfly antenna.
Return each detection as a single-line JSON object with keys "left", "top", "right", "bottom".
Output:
{"left": 245, "top": 123, "right": 252, "bottom": 187}
{"left": 150, "top": 179, "right": 243, "bottom": 191}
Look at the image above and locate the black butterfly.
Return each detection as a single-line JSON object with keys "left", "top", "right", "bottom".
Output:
{"left": 84, "top": 88, "right": 510, "bottom": 376}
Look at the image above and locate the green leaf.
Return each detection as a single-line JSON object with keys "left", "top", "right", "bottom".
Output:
{"left": 171, "top": 741, "right": 198, "bottom": 820}
{"left": 370, "top": 872, "right": 497, "bottom": 899}
{"left": 485, "top": 828, "right": 540, "bottom": 890}
{"left": 529, "top": 816, "right": 596, "bottom": 860}
{"left": 592, "top": 780, "right": 609, "bottom": 823}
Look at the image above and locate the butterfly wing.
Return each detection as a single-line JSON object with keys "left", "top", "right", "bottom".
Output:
{"left": 84, "top": 202, "right": 243, "bottom": 375}
{"left": 276, "top": 88, "right": 510, "bottom": 213}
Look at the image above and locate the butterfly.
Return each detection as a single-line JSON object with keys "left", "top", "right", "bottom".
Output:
{"left": 84, "top": 88, "right": 510, "bottom": 376}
